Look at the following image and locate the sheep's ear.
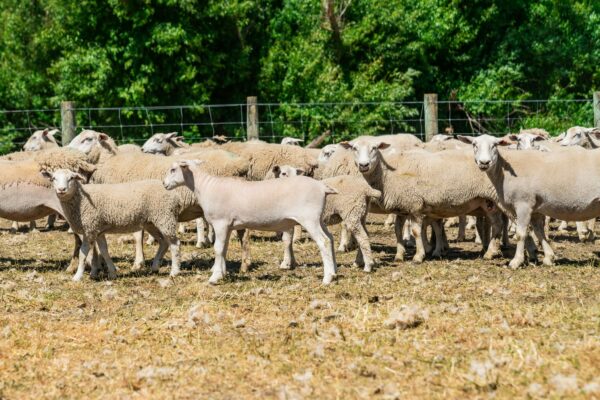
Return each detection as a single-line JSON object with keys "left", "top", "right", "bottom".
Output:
{"left": 508, "top": 134, "right": 519, "bottom": 141}
{"left": 40, "top": 169, "right": 52, "bottom": 180}
{"left": 296, "top": 168, "right": 305, "bottom": 176}
{"left": 497, "top": 138, "right": 512, "bottom": 146}
{"left": 178, "top": 161, "right": 190, "bottom": 169}
{"left": 377, "top": 142, "right": 391, "bottom": 150}
{"left": 533, "top": 135, "right": 545, "bottom": 141}
{"left": 41, "top": 128, "right": 50, "bottom": 137}
{"left": 99, "top": 133, "right": 109, "bottom": 141}
{"left": 456, "top": 135, "right": 474, "bottom": 144}
{"left": 339, "top": 141, "right": 353, "bottom": 149}
{"left": 165, "top": 132, "right": 178, "bottom": 140}
{"left": 272, "top": 165, "right": 281, "bottom": 177}
{"left": 175, "top": 136, "right": 185, "bottom": 142}
{"left": 72, "top": 172, "right": 85, "bottom": 181}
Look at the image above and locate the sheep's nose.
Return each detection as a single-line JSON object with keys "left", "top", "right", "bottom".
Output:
{"left": 359, "top": 162, "right": 369, "bottom": 169}
{"left": 479, "top": 160, "right": 490, "bottom": 166}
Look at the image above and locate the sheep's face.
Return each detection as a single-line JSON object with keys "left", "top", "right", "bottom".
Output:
{"left": 318, "top": 144, "right": 338, "bottom": 164}
{"left": 41, "top": 169, "right": 84, "bottom": 199}
{"left": 23, "top": 129, "right": 59, "bottom": 151}
{"left": 560, "top": 126, "right": 588, "bottom": 147}
{"left": 429, "top": 134, "right": 453, "bottom": 143}
{"left": 509, "top": 133, "right": 545, "bottom": 150}
{"left": 457, "top": 135, "right": 510, "bottom": 171}
{"left": 340, "top": 139, "right": 390, "bottom": 174}
{"left": 142, "top": 132, "right": 182, "bottom": 155}
{"left": 272, "top": 165, "right": 303, "bottom": 178}
{"left": 164, "top": 160, "right": 202, "bottom": 190}
{"left": 68, "top": 130, "right": 109, "bottom": 154}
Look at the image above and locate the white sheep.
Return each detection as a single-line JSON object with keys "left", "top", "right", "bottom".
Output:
{"left": 142, "top": 132, "right": 188, "bottom": 155}
{"left": 42, "top": 169, "right": 181, "bottom": 281}
{"left": 281, "top": 137, "right": 304, "bottom": 146}
{"left": 23, "top": 129, "right": 60, "bottom": 151}
{"left": 163, "top": 160, "right": 338, "bottom": 284}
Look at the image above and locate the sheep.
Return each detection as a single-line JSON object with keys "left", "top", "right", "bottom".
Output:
{"left": 42, "top": 169, "right": 181, "bottom": 281}
{"left": 457, "top": 134, "right": 600, "bottom": 268}
{"left": 351, "top": 133, "right": 423, "bottom": 150}
{"left": 340, "top": 139, "right": 504, "bottom": 263}
{"left": 272, "top": 165, "right": 382, "bottom": 271}
{"left": 557, "top": 126, "right": 600, "bottom": 148}
{"left": 142, "top": 132, "right": 188, "bottom": 155}
{"left": 67, "top": 129, "right": 119, "bottom": 164}
{"left": 23, "top": 129, "right": 60, "bottom": 151}
{"left": 0, "top": 148, "right": 96, "bottom": 270}
{"left": 281, "top": 137, "right": 304, "bottom": 146}
{"left": 118, "top": 143, "right": 142, "bottom": 152}
{"left": 88, "top": 149, "right": 249, "bottom": 264}
{"left": 220, "top": 141, "right": 319, "bottom": 180}
{"left": 318, "top": 144, "right": 339, "bottom": 165}
{"left": 163, "top": 160, "right": 338, "bottom": 284}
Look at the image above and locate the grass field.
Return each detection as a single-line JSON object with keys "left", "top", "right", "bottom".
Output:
{"left": 0, "top": 216, "right": 599, "bottom": 399}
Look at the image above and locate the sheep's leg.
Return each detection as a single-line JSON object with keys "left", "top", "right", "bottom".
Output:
{"left": 146, "top": 233, "right": 155, "bottom": 245}
{"left": 29, "top": 220, "right": 38, "bottom": 233}
{"left": 73, "top": 238, "right": 92, "bottom": 282}
{"left": 67, "top": 234, "right": 82, "bottom": 273}
{"left": 587, "top": 218, "right": 596, "bottom": 241}
{"left": 301, "top": 220, "right": 336, "bottom": 285}
{"left": 10, "top": 221, "right": 18, "bottom": 233}
{"left": 338, "top": 222, "right": 356, "bottom": 252}
{"left": 350, "top": 219, "right": 374, "bottom": 272}
{"left": 166, "top": 236, "right": 181, "bottom": 277}
{"left": 557, "top": 220, "right": 569, "bottom": 233}
{"left": 576, "top": 219, "right": 595, "bottom": 242}
{"left": 96, "top": 235, "right": 118, "bottom": 280}
{"left": 207, "top": 223, "right": 215, "bottom": 244}
{"left": 132, "top": 230, "right": 145, "bottom": 270}
{"left": 237, "top": 229, "right": 251, "bottom": 273}
{"left": 178, "top": 223, "right": 187, "bottom": 234}
{"left": 410, "top": 215, "right": 426, "bottom": 263}
{"left": 430, "top": 219, "right": 444, "bottom": 258}
{"left": 46, "top": 214, "right": 56, "bottom": 230}
{"left": 292, "top": 224, "right": 303, "bottom": 242}
{"left": 457, "top": 215, "right": 466, "bottom": 241}
{"left": 394, "top": 215, "right": 407, "bottom": 261}
{"left": 149, "top": 231, "right": 168, "bottom": 274}
{"left": 196, "top": 217, "right": 211, "bottom": 248}
{"left": 508, "top": 205, "right": 532, "bottom": 269}
{"left": 383, "top": 214, "right": 396, "bottom": 229}
{"left": 209, "top": 223, "right": 231, "bottom": 284}
{"left": 483, "top": 212, "right": 503, "bottom": 259}
{"left": 501, "top": 213, "right": 510, "bottom": 249}
{"left": 423, "top": 220, "right": 433, "bottom": 255}
{"left": 531, "top": 214, "right": 555, "bottom": 266}
{"left": 280, "top": 228, "right": 296, "bottom": 270}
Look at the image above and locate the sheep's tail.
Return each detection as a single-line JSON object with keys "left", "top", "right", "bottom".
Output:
{"left": 323, "top": 184, "right": 338, "bottom": 195}
{"left": 367, "top": 188, "right": 382, "bottom": 200}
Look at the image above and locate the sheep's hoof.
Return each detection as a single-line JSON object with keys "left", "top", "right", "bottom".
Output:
{"left": 483, "top": 250, "right": 501, "bottom": 260}
{"left": 195, "top": 240, "right": 210, "bottom": 249}
{"left": 90, "top": 272, "right": 100, "bottom": 280}
{"left": 363, "top": 265, "right": 372, "bottom": 273}
{"left": 107, "top": 272, "right": 117, "bottom": 280}
{"left": 208, "top": 274, "right": 223, "bottom": 285}
{"left": 542, "top": 257, "right": 554, "bottom": 267}
{"left": 394, "top": 253, "right": 405, "bottom": 262}
{"left": 169, "top": 270, "right": 180, "bottom": 278}
{"left": 322, "top": 274, "right": 335, "bottom": 285}
{"left": 412, "top": 255, "right": 425, "bottom": 264}
{"left": 337, "top": 244, "right": 350, "bottom": 253}
{"left": 508, "top": 259, "right": 523, "bottom": 269}
{"left": 131, "top": 263, "right": 144, "bottom": 271}
{"left": 474, "top": 238, "right": 482, "bottom": 245}
{"left": 72, "top": 274, "right": 83, "bottom": 282}
{"left": 66, "top": 260, "right": 78, "bottom": 273}
{"left": 279, "top": 261, "right": 295, "bottom": 270}
{"left": 431, "top": 250, "right": 442, "bottom": 258}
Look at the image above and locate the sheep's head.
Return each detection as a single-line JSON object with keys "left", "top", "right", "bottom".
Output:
{"left": 508, "top": 132, "right": 545, "bottom": 150}
{"left": 340, "top": 138, "right": 390, "bottom": 174}
{"left": 164, "top": 160, "right": 203, "bottom": 190}
{"left": 41, "top": 169, "right": 84, "bottom": 199}
{"left": 457, "top": 135, "right": 511, "bottom": 171}
{"left": 142, "top": 132, "right": 186, "bottom": 155}
{"left": 318, "top": 144, "right": 338, "bottom": 164}
{"left": 23, "top": 129, "right": 59, "bottom": 151}
{"left": 272, "top": 165, "right": 304, "bottom": 178}
{"left": 281, "top": 137, "right": 303, "bottom": 146}
{"left": 68, "top": 130, "right": 112, "bottom": 155}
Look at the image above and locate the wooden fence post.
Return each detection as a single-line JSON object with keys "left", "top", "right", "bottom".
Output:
{"left": 60, "top": 101, "right": 76, "bottom": 146}
{"left": 246, "top": 96, "right": 258, "bottom": 141}
{"left": 594, "top": 91, "right": 600, "bottom": 128}
{"left": 424, "top": 93, "right": 438, "bottom": 141}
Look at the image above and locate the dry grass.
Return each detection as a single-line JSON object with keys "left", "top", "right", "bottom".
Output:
{"left": 1, "top": 216, "right": 600, "bottom": 399}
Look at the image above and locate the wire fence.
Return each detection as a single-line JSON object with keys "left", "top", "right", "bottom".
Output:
{"left": 0, "top": 98, "right": 596, "bottom": 153}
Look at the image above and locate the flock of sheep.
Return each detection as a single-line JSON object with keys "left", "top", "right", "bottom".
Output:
{"left": 2, "top": 125, "right": 600, "bottom": 284}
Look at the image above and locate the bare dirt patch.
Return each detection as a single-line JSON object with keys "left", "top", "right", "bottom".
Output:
{"left": 0, "top": 217, "right": 599, "bottom": 398}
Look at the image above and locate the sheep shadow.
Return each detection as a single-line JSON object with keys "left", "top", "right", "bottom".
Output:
{"left": 0, "top": 257, "right": 67, "bottom": 272}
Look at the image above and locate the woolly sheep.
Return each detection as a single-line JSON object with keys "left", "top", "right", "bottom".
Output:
{"left": 340, "top": 139, "right": 503, "bottom": 263}
{"left": 272, "top": 165, "right": 382, "bottom": 272}
{"left": 163, "top": 160, "right": 338, "bottom": 284}
{"left": 68, "top": 130, "right": 119, "bottom": 164}
{"left": 457, "top": 134, "right": 600, "bottom": 268}
{"left": 281, "top": 137, "right": 303, "bottom": 146}
{"left": 117, "top": 143, "right": 142, "bottom": 152}
{"left": 42, "top": 169, "right": 181, "bottom": 281}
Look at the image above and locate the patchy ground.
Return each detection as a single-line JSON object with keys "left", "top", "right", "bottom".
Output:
{"left": 0, "top": 216, "right": 599, "bottom": 399}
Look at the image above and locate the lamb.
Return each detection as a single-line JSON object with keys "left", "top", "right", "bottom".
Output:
{"left": 163, "top": 160, "right": 338, "bottom": 284}
{"left": 272, "top": 165, "right": 382, "bottom": 272}
{"left": 23, "top": 129, "right": 60, "bottom": 151}
{"left": 142, "top": 132, "right": 188, "bottom": 155}
{"left": 42, "top": 169, "right": 181, "bottom": 281}
{"left": 220, "top": 141, "right": 318, "bottom": 180}
{"left": 281, "top": 137, "right": 303, "bottom": 146}
{"left": 340, "top": 139, "right": 503, "bottom": 263}
{"left": 457, "top": 134, "right": 600, "bottom": 268}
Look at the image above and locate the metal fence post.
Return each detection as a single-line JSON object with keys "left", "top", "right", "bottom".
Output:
{"left": 246, "top": 96, "right": 258, "bottom": 141}
{"left": 60, "top": 101, "right": 76, "bottom": 146}
{"left": 424, "top": 93, "right": 438, "bottom": 141}
{"left": 594, "top": 91, "right": 600, "bottom": 128}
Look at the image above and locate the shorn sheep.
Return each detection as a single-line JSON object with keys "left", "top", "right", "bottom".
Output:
{"left": 42, "top": 169, "right": 182, "bottom": 281}
{"left": 163, "top": 160, "right": 338, "bottom": 284}
{"left": 23, "top": 129, "right": 60, "bottom": 151}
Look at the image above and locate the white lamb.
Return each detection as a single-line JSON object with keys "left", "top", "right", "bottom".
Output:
{"left": 163, "top": 160, "right": 338, "bottom": 284}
